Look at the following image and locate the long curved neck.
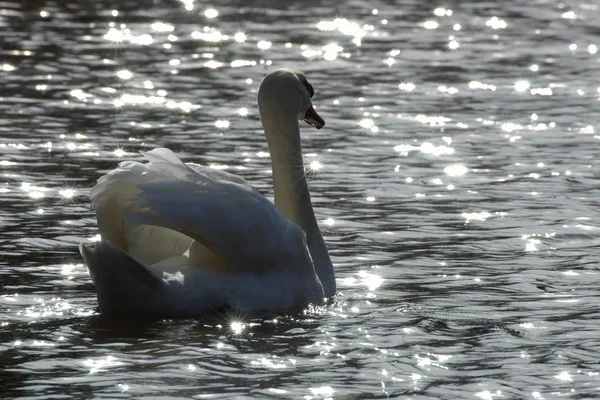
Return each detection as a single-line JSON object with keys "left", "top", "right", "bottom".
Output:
{"left": 261, "top": 110, "right": 335, "bottom": 297}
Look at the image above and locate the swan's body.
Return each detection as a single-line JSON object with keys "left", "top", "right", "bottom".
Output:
{"left": 80, "top": 69, "right": 335, "bottom": 316}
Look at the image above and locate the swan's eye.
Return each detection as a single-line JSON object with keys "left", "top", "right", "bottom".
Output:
{"left": 302, "top": 80, "right": 314, "bottom": 98}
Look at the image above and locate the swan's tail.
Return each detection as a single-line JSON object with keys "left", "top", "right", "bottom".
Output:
{"left": 80, "top": 240, "right": 168, "bottom": 315}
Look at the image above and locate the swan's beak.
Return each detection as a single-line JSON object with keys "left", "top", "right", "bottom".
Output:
{"left": 304, "top": 104, "right": 325, "bottom": 130}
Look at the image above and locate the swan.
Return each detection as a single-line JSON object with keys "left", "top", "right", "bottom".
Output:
{"left": 80, "top": 68, "right": 336, "bottom": 316}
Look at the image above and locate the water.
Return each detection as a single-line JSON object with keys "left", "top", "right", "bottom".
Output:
{"left": 2, "top": 0, "right": 600, "bottom": 398}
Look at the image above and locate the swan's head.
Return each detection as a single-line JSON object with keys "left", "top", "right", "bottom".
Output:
{"left": 258, "top": 68, "right": 325, "bottom": 129}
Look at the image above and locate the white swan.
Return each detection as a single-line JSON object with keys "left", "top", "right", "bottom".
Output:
{"left": 80, "top": 68, "right": 336, "bottom": 316}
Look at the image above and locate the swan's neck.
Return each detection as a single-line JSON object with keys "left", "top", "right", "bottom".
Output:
{"left": 262, "top": 112, "right": 335, "bottom": 297}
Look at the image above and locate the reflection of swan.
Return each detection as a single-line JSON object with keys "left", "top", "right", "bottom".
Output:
{"left": 80, "top": 69, "right": 336, "bottom": 316}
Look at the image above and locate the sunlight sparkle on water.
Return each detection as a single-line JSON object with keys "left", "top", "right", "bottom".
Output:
{"left": 501, "top": 122, "right": 523, "bottom": 133}
{"left": 112, "top": 98, "right": 124, "bottom": 108}
{"left": 116, "top": 70, "right": 133, "bottom": 80}
{"left": 59, "top": 189, "right": 75, "bottom": 199}
{"left": 191, "top": 30, "right": 225, "bottom": 42}
{"left": 29, "top": 191, "right": 45, "bottom": 199}
{"left": 469, "top": 81, "right": 497, "bottom": 91}
{"left": 310, "top": 386, "right": 334, "bottom": 398}
{"left": 394, "top": 143, "right": 454, "bottom": 156}
{"left": 104, "top": 28, "right": 153, "bottom": 46}
{"left": 399, "top": 82, "right": 416, "bottom": 92}
{"left": 234, "top": 32, "right": 246, "bottom": 42}
{"left": 410, "top": 373, "right": 422, "bottom": 390}
{"left": 531, "top": 87, "right": 552, "bottom": 96}
{"left": 179, "top": 0, "right": 194, "bottom": 10}
{"left": 475, "top": 390, "right": 504, "bottom": 400}
{"left": 359, "top": 118, "right": 377, "bottom": 133}
{"left": 251, "top": 357, "right": 287, "bottom": 369}
{"left": 66, "top": 142, "right": 78, "bottom": 151}
{"left": 237, "top": 107, "right": 248, "bottom": 116}
{"left": 462, "top": 211, "right": 491, "bottom": 223}
{"left": 22, "top": 182, "right": 50, "bottom": 199}
{"left": 523, "top": 235, "right": 541, "bottom": 252}
{"left": 230, "top": 321, "right": 245, "bottom": 334}
{"left": 322, "top": 43, "right": 343, "bottom": 61}
{"left": 514, "top": 80, "right": 530, "bottom": 92}
{"left": 414, "top": 114, "right": 450, "bottom": 126}
{"left": 83, "top": 356, "right": 123, "bottom": 374}
{"left": 423, "top": 20, "right": 438, "bottom": 29}
{"left": 302, "top": 48, "right": 321, "bottom": 58}
{"left": 257, "top": 41, "right": 272, "bottom": 50}
{"left": 438, "top": 85, "right": 458, "bottom": 94}
{"left": 317, "top": 18, "right": 366, "bottom": 45}
{"left": 204, "top": 8, "right": 218, "bottom": 19}
{"left": 151, "top": 22, "right": 174, "bottom": 32}
{"left": 434, "top": 7, "right": 453, "bottom": 17}
{"left": 357, "top": 270, "right": 383, "bottom": 291}
{"left": 231, "top": 60, "right": 256, "bottom": 68}
{"left": 486, "top": 16, "right": 507, "bottom": 29}
{"left": 444, "top": 165, "right": 468, "bottom": 177}
{"left": 215, "top": 120, "right": 230, "bottom": 129}
{"left": 555, "top": 371, "right": 573, "bottom": 383}
{"left": 415, "top": 353, "right": 452, "bottom": 369}
{"left": 308, "top": 160, "right": 323, "bottom": 172}
{"left": 204, "top": 60, "right": 223, "bottom": 69}
{"left": 113, "top": 148, "right": 127, "bottom": 158}
{"left": 70, "top": 89, "right": 91, "bottom": 101}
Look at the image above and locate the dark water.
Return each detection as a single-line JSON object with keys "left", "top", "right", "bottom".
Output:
{"left": 2, "top": 0, "right": 600, "bottom": 398}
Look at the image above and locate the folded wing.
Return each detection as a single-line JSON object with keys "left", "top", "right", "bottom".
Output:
{"left": 92, "top": 148, "right": 313, "bottom": 275}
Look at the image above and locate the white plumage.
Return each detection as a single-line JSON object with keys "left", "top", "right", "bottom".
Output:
{"left": 80, "top": 69, "right": 335, "bottom": 316}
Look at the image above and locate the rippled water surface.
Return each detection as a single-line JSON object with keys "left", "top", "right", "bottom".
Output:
{"left": 2, "top": 0, "right": 600, "bottom": 398}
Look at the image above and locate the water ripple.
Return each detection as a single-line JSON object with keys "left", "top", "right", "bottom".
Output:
{"left": 2, "top": 0, "right": 600, "bottom": 398}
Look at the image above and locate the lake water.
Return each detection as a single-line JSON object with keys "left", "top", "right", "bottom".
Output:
{"left": 2, "top": 0, "right": 600, "bottom": 398}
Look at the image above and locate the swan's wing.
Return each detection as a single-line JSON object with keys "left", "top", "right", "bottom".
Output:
{"left": 141, "top": 148, "right": 250, "bottom": 186}
{"left": 187, "top": 162, "right": 251, "bottom": 186}
{"left": 92, "top": 148, "right": 312, "bottom": 275}
{"left": 125, "top": 177, "right": 311, "bottom": 273}
{"left": 90, "top": 150, "right": 196, "bottom": 266}
{"left": 123, "top": 172, "right": 312, "bottom": 274}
